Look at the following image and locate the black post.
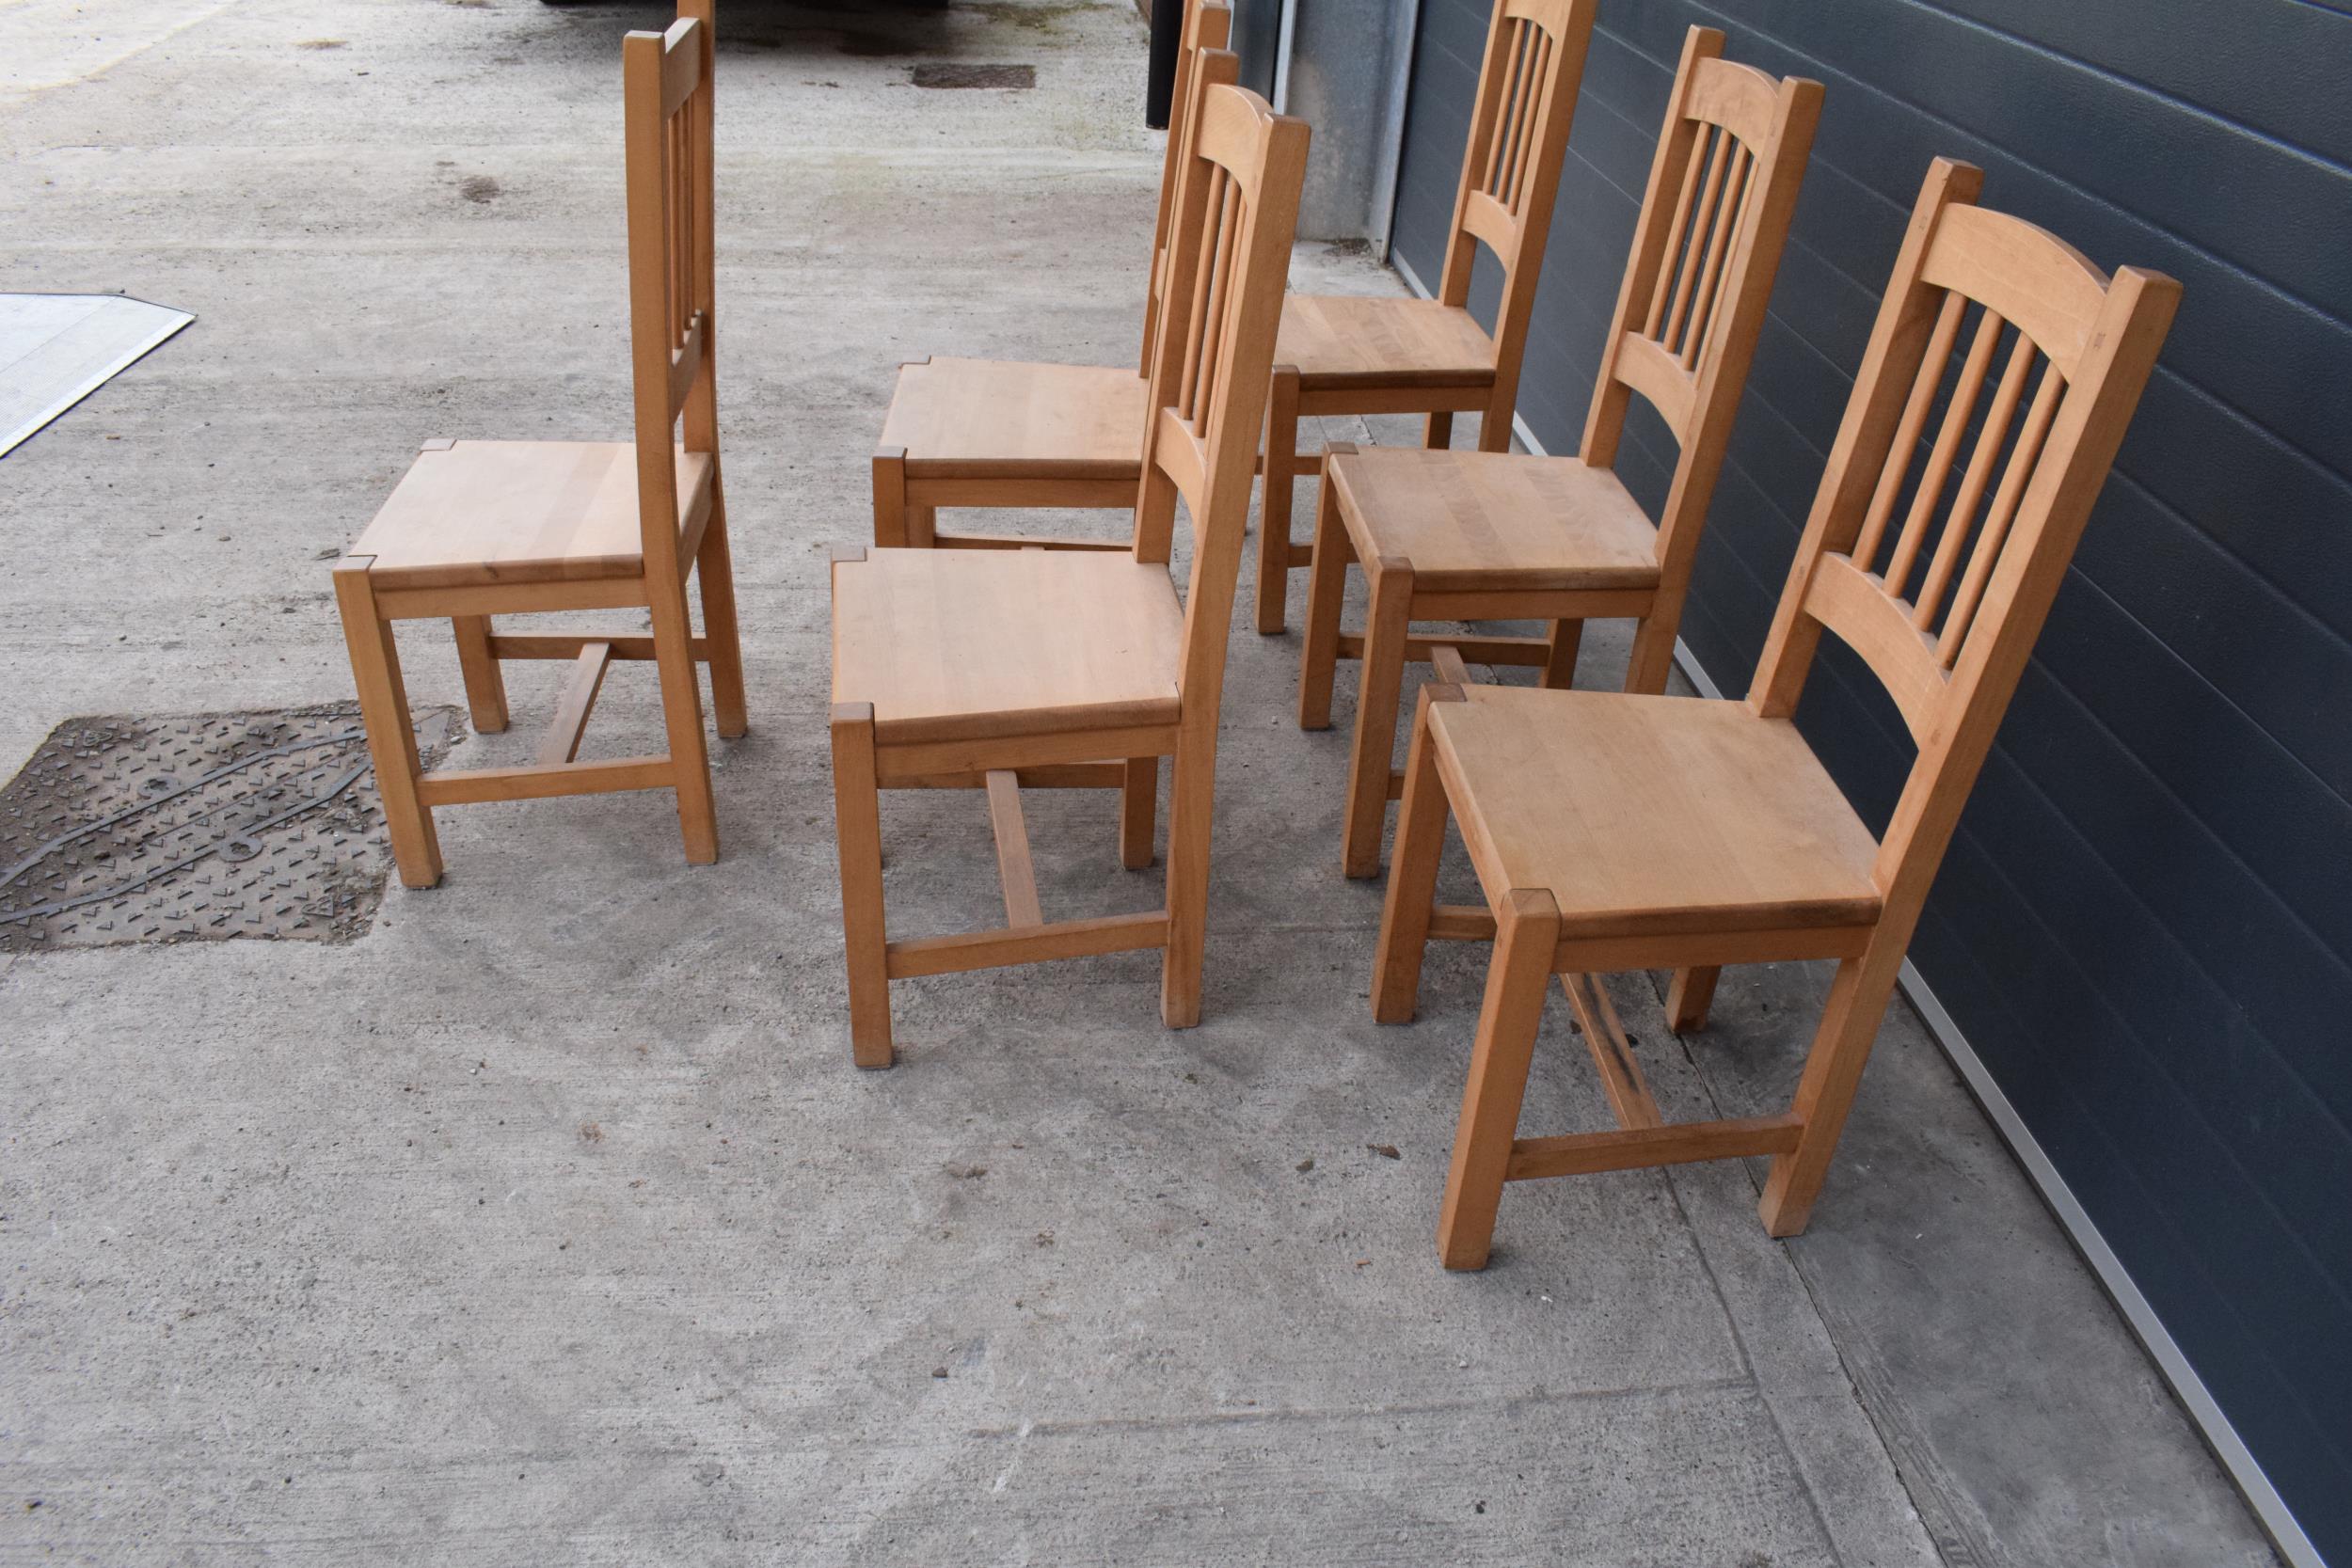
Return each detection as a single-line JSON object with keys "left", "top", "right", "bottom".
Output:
{"left": 1145, "top": 0, "right": 1183, "bottom": 129}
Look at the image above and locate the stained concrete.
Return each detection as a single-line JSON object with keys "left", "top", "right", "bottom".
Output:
{"left": 0, "top": 1, "right": 2283, "bottom": 1563}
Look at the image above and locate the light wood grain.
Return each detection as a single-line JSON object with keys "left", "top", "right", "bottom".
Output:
{"left": 332, "top": 0, "right": 741, "bottom": 883}
{"left": 1304, "top": 30, "right": 1824, "bottom": 878}
{"left": 1375, "top": 156, "right": 2182, "bottom": 1263}
{"left": 1327, "top": 448, "right": 1661, "bottom": 593}
{"left": 350, "top": 442, "right": 712, "bottom": 592}
{"left": 830, "top": 84, "right": 1310, "bottom": 1062}
{"left": 878, "top": 358, "right": 1151, "bottom": 481}
{"left": 870, "top": 15, "right": 1238, "bottom": 548}
{"left": 1431, "top": 685, "right": 1883, "bottom": 941}
{"left": 1252, "top": 0, "right": 1598, "bottom": 633}
{"left": 985, "top": 769, "right": 1045, "bottom": 928}
{"left": 536, "top": 641, "right": 613, "bottom": 766}
{"left": 830, "top": 549, "right": 1185, "bottom": 745}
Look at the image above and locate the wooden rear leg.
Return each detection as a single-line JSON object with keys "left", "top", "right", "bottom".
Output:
{"left": 1341, "top": 555, "right": 1414, "bottom": 879}
{"left": 1372, "top": 686, "right": 1457, "bottom": 1023}
{"left": 872, "top": 448, "right": 910, "bottom": 548}
{"left": 1542, "top": 617, "right": 1582, "bottom": 691}
{"left": 1254, "top": 366, "right": 1302, "bottom": 635}
{"left": 1624, "top": 610, "right": 1681, "bottom": 697}
{"left": 1437, "top": 887, "right": 1562, "bottom": 1270}
{"left": 1296, "top": 444, "right": 1356, "bottom": 731}
{"left": 1758, "top": 942, "right": 1906, "bottom": 1237}
{"left": 451, "top": 615, "right": 508, "bottom": 734}
{"left": 830, "top": 704, "right": 895, "bottom": 1068}
{"left": 1666, "top": 966, "right": 1720, "bottom": 1033}
{"left": 1423, "top": 411, "right": 1454, "bottom": 450}
{"left": 697, "top": 480, "right": 750, "bottom": 739}
{"left": 1159, "top": 730, "right": 1216, "bottom": 1029}
{"left": 1120, "top": 756, "right": 1156, "bottom": 870}
{"left": 335, "top": 563, "right": 443, "bottom": 889}
{"left": 650, "top": 579, "right": 718, "bottom": 864}
{"left": 1474, "top": 388, "right": 1513, "bottom": 453}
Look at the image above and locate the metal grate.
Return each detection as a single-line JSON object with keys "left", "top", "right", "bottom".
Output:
{"left": 911, "top": 62, "right": 1035, "bottom": 89}
{"left": 0, "top": 704, "right": 458, "bottom": 952}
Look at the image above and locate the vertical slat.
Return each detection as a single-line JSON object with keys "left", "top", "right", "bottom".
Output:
{"left": 1680, "top": 141, "right": 1751, "bottom": 367}
{"left": 677, "top": 116, "right": 692, "bottom": 342}
{"left": 1509, "top": 32, "right": 1553, "bottom": 214}
{"left": 1662, "top": 129, "right": 1730, "bottom": 354}
{"left": 1502, "top": 21, "right": 1541, "bottom": 201}
{"left": 1940, "top": 356, "right": 2063, "bottom": 665}
{"left": 680, "top": 111, "right": 695, "bottom": 340}
{"left": 1486, "top": 19, "right": 1532, "bottom": 198}
{"left": 1852, "top": 290, "right": 1969, "bottom": 572}
{"left": 1644, "top": 130, "right": 1710, "bottom": 340}
{"left": 1915, "top": 328, "right": 2036, "bottom": 629}
{"left": 1192, "top": 176, "right": 1242, "bottom": 432}
{"left": 666, "top": 116, "right": 684, "bottom": 342}
{"left": 1175, "top": 165, "right": 1226, "bottom": 421}
{"left": 1886, "top": 305, "right": 2005, "bottom": 596}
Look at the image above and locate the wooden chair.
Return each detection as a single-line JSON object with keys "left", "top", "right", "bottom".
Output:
{"left": 830, "top": 81, "right": 1310, "bottom": 1068}
{"left": 1298, "top": 30, "right": 1821, "bottom": 879}
{"left": 1372, "top": 159, "right": 2179, "bottom": 1268}
{"left": 1251, "top": 0, "right": 1597, "bottom": 636}
{"left": 870, "top": 0, "right": 1233, "bottom": 552}
{"left": 336, "top": 0, "right": 741, "bottom": 889}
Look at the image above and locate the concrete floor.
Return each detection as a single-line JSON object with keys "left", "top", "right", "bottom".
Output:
{"left": 0, "top": 1, "right": 2283, "bottom": 1562}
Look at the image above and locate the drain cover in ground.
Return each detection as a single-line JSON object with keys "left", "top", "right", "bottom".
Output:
{"left": 911, "top": 62, "right": 1034, "bottom": 88}
{"left": 0, "top": 704, "right": 458, "bottom": 952}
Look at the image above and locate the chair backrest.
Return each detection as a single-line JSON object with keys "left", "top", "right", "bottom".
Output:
{"left": 621, "top": 0, "right": 718, "bottom": 583}
{"left": 1131, "top": 77, "right": 1310, "bottom": 711}
{"left": 1748, "top": 159, "right": 2181, "bottom": 909}
{"left": 1581, "top": 29, "right": 1821, "bottom": 600}
{"left": 1138, "top": 0, "right": 1234, "bottom": 371}
{"left": 1429, "top": 0, "right": 1597, "bottom": 391}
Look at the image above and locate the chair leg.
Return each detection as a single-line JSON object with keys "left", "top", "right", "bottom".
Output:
{"left": 1423, "top": 411, "right": 1454, "bottom": 450}
{"left": 1120, "top": 756, "right": 1156, "bottom": 870}
{"left": 1255, "top": 366, "right": 1302, "bottom": 635}
{"left": 907, "top": 503, "right": 938, "bottom": 548}
{"left": 829, "top": 704, "right": 895, "bottom": 1069}
{"left": 1341, "top": 555, "right": 1414, "bottom": 879}
{"left": 1297, "top": 450, "right": 1355, "bottom": 731}
{"left": 451, "top": 615, "right": 508, "bottom": 733}
{"left": 334, "top": 565, "right": 443, "bottom": 889}
{"left": 1372, "top": 688, "right": 1454, "bottom": 1024}
{"left": 696, "top": 482, "right": 750, "bottom": 740}
{"left": 1475, "top": 389, "right": 1513, "bottom": 453}
{"left": 1437, "top": 887, "right": 1563, "bottom": 1271}
{"left": 1665, "top": 966, "right": 1720, "bottom": 1033}
{"left": 1159, "top": 730, "right": 1216, "bottom": 1029}
{"left": 650, "top": 578, "right": 719, "bottom": 865}
{"left": 1624, "top": 612, "right": 1678, "bottom": 696}
{"left": 872, "top": 447, "right": 909, "bottom": 548}
{"left": 1758, "top": 942, "right": 1907, "bottom": 1237}
{"left": 1541, "top": 617, "right": 1582, "bottom": 691}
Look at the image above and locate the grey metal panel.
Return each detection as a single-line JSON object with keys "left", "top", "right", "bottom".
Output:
{"left": 1385, "top": 1, "right": 2352, "bottom": 1560}
{"left": 1226, "top": 0, "right": 1280, "bottom": 101}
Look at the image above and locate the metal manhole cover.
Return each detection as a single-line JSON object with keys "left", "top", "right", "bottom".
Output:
{"left": 0, "top": 704, "right": 459, "bottom": 953}
{"left": 911, "top": 62, "right": 1035, "bottom": 89}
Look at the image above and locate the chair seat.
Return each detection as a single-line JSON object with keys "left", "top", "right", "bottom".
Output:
{"left": 1330, "top": 447, "right": 1661, "bottom": 594}
{"left": 879, "top": 357, "right": 1150, "bottom": 479}
{"left": 350, "top": 439, "right": 711, "bottom": 592}
{"left": 1278, "top": 293, "right": 1497, "bottom": 390}
{"left": 1429, "top": 685, "right": 1883, "bottom": 941}
{"left": 832, "top": 548, "right": 1185, "bottom": 745}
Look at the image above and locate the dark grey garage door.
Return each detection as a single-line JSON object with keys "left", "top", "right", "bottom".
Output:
{"left": 1389, "top": 2, "right": 2352, "bottom": 1561}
